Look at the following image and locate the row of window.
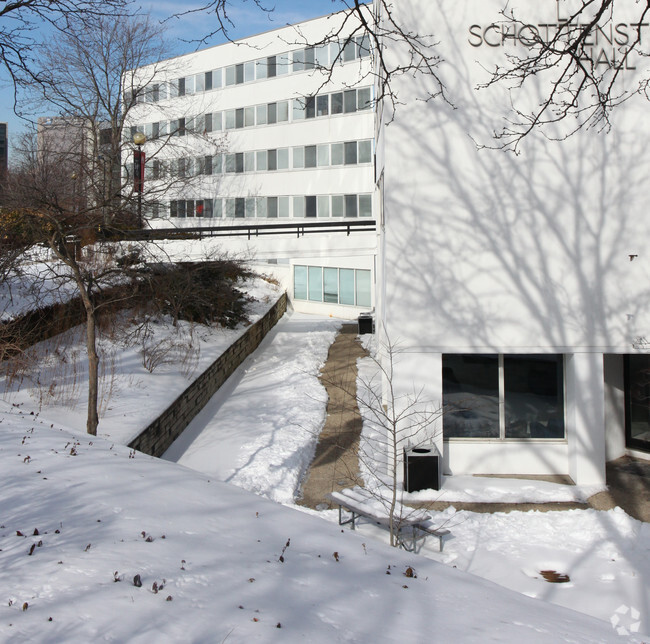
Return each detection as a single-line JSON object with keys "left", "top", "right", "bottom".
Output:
{"left": 128, "top": 36, "right": 371, "bottom": 105}
{"left": 130, "top": 87, "right": 372, "bottom": 141}
{"left": 165, "top": 193, "right": 372, "bottom": 219}
{"left": 294, "top": 266, "right": 371, "bottom": 308}
{"left": 144, "top": 139, "right": 373, "bottom": 179}
{"left": 442, "top": 354, "right": 565, "bottom": 440}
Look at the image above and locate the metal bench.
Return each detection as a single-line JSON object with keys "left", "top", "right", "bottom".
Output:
{"left": 326, "top": 487, "right": 450, "bottom": 551}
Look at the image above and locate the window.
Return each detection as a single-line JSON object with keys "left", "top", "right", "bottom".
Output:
{"left": 226, "top": 65, "right": 236, "bottom": 86}
{"left": 355, "top": 270, "right": 371, "bottom": 307}
{"left": 245, "top": 106, "right": 255, "bottom": 127}
{"left": 626, "top": 355, "right": 650, "bottom": 452}
{"left": 244, "top": 151, "right": 255, "bottom": 172}
{"left": 257, "top": 150, "right": 268, "bottom": 171}
{"left": 203, "top": 155, "right": 213, "bottom": 175}
{"left": 213, "top": 154, "right": 223, "bottom": 174}
{"left": 195, "top": 73, "right": 205, "bottom": 92}
{"left": 293, "top": 147, "right": 304, "bottom": 169}
{"left": 293, "top": 98, "right": 306, "bottom": 120}
{"left": 331, "top": 92, "right": 343, "bottom": 114}
{"left": 357, "top": 34, "right": 371, "bottom": 58}
{"left": 293, "top": 49, "right": 304, "bottom": 72}
{"left": 339, "top": 269, "right": 354, "bottom": 305}
{"left": 278, "top": 196, "right": 289, "bottom": 217}
{"left": 305, "top": 145, "right": 317, "bottom": 168}
{"left": 358, "top": 140, "right": 372, "bottom": 163}
{"left": 267, "top": 197, "right": 278, "bottom": 218}
{"left": 205, "top": 113, "right": 213, "bottom": 133}
{"left": 213, "top": 199, "right": 222, "bottom": 218}
{"left": 225, "top": 110, "right": 235, "bottom": 129}
{"left": 205, "top": 71, "right": 213, "bottom": 91}
{"left": 277, "top": 101, "right": 289, "bottom": 122}
{"left": 293, "top": 196, "right": 305, "bottom": 218}
{"left": 267, "top": 55, "right": 277, "bottom": 78}
{"left": 344, "top": 89, "right": 357, "bottom": 113}
{"left": 185, "top": 76, "right": 195, "bottom": 95}
{"left": 235, "top": 197, "right": 245, "bottom": 218}
{"left": 358, "top": 87, "right": 372, "bottom": 110}
{"left": 213, "top": 68, "right": 222, "bottom": 88}
{"left": 256, "top": 58, "right": 267, "bottom": 80}
{"left": 317, "top": 95, "right": 329, "bottom": 117}
{"left": 256, "top": 105, "right": 267, "bottom": 125}
{"left": 308, "top": 267, "right": 322, "bottom": 301}
{"left": 317, "top": 144, "right": 329, "bottom": 167}
{"left": 294, "top": 266, "right": 308, "bottom": 300}
{"left": 331, "top": 195, "right": 344, "bottom": 218}
{"left": 256, "top": 197, "right": 267, "bottom": 218}
{"left": 277, "top": 53, "right": 290, "bottom": 75}
{"left": 277, "top": 148, "right": 289, "bottom": 170}
{"left": 293, "top": 266, "right": 372, "bottom": 307}
{"left": 345, "top": 194, "right": 358, "bottom": 217}
{"left": 236, "top": 63, "right": 244, "bottom": 84}
{"left": 315, "top": 44, "right": 329, "bottom": 67}
{"left": 305, "top": 96, "right": 316, "bottom": 119}
{"left": 318, "top": 195, "right": 330, "bottom": 218}
{"left": 344, "top": 141, "right": 357, "bottom": 165}
{"left": 443, "top": 355, "right": 565, "bottom": 440}
{"left": 266, "top": 149, "right": 276, "bottom": 171}
{"left": 151, "top": 84, "right": 160, "bottom": 102}
{"left": 324, "top": 268, "right": 338, "bottom": 303}
{"left": 235, "top": 108, "right": 244, "bottom": 129}
{"left": 245, "top": 197, "right": 256, "bottom": 218}
{"left": 305, "top": 195, "right": 317, "bottom": 218}
{"left": 178, "top": 77, "right": 186, "bottom": 96}
{"left": 244, "top": 61, "right": 255, "bottom": 82}
{"left": 342, "top": 39, "right": 356, "bottom": 62}
{"left": 331, "top": 143, "right": 344, "bottom": 166}
{"left": 268, "top": 102, "right": 277, "bottom": 124}
{"left": 304, "top": 47, "right": 315, "bottom": 70}
{"left": 359, "top": 194, "right": 372, "bottom": 217}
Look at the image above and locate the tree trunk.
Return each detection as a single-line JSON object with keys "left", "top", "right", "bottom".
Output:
{"left": 84, "top": 304, "right": 99, "bottom": 436}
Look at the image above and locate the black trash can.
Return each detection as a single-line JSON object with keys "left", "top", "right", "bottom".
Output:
{"left": 358, "top": 313, "right": 374, "bottom": 335}
{"left": 403, "top": 445, "right": 441, "bottom": 492}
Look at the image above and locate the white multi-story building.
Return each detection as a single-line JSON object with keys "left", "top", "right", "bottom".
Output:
{"left": 376, "top": 0, "right": 650, "bottom": 485}
{"left": 128, "top": 1, "right": 650, "bottom": 486}
{"left": 125, "top": 9, "right": 377, "bottom": 320}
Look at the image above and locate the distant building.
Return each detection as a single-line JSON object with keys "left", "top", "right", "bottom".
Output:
{"left": 126, "top": 9, "right": 376, "bottom": 320}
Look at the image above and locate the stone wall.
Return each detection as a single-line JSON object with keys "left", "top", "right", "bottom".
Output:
{"left": 128, "top": 292, "right": 287, "bottom": 457}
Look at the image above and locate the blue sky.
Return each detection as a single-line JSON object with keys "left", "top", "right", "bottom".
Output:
{"left": 0, "top": 0, "right": 340, "bottom": 158}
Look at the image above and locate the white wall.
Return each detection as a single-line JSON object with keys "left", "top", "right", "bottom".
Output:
{"left": 378, "top": 0, "right": 650, "bottom": 481}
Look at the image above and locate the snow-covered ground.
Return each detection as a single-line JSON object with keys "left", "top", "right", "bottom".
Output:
{"left": 1, "top": 293, "right": 649, "bottom": 641}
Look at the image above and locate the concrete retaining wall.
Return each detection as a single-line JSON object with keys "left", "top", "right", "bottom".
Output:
{"left": 128, "top": 292, "right": 287, "bottom": 457}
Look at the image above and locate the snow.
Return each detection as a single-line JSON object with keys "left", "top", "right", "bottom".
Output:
{"left": 1, "top": 295, "right": 649, "bottom": 641}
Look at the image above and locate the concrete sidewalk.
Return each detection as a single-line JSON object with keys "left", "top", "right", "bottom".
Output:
{"left": 298, "top": 325, "right": 650, "bottom": 522}
{"left": 298, "top": 324, "right": 367, "bottom": 509}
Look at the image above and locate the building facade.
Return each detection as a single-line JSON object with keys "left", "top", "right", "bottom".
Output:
{"left": 125, "top": 10, "right": 377, "bottom": 320}
{"left": 128, "top": 2, "right": 650, "bottom": 485}
{"left": 376, "top": 0, "right": 650, "bottom": 485}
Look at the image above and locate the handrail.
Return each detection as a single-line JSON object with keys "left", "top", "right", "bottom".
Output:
{"left": 99, "top": 219, "right": 376, "bottom": 242}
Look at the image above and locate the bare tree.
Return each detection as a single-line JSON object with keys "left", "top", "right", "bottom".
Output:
{"left": 0, "top": 0, "right": 133, "bottom": 111}
{"left": 478, "top": 1, "right": 650, "bottom": 150}
{"left": 171, "top": 0, "right": 447, "bottom": 113}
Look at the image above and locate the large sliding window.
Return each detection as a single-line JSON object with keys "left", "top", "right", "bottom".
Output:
{"left": 293, "top": 266, "right": 371, "bottom": 307}
{"left": 625, "top": 355, "right": 650, "bottom": 452}
{"left": 443, "top": 354, "right": 565, "bottom": 440}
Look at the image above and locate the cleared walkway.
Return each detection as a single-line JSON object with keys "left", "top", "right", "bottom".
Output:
{"left": 298, "top": 324, "right": 368, "bottom": 509}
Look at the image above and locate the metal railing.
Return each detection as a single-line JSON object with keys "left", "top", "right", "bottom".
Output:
{"left": 103, "top": 219, "right": 377, "bottom": 242}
